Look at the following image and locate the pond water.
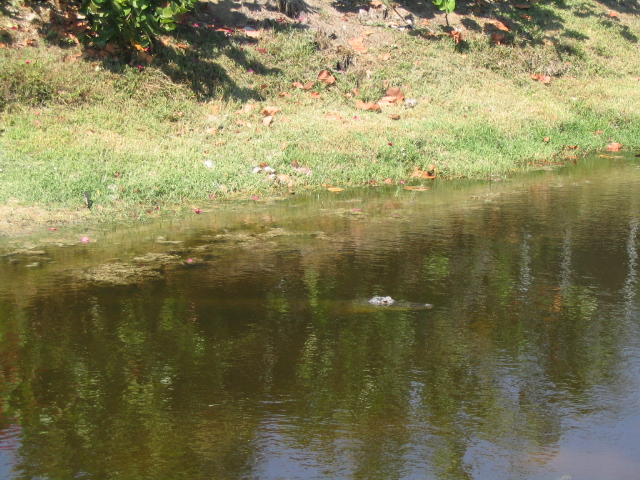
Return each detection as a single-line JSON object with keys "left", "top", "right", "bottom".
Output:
{"left": 1, "top": 155, "right": 640, "bottom": 480}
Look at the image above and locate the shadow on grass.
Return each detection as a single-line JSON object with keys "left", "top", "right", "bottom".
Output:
{"left": 33, "top": 0, "right": 314, "bottom": 102}
{"left": 335, "top": 0, "right": 639, "bottom": 46}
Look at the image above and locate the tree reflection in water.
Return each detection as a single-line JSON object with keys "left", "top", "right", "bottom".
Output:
{"left": 1, "top": 157, "right": 640, "bottom": 479}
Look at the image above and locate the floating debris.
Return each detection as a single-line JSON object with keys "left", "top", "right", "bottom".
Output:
{"left": 369, "top": 296, "right": 396, "bottom": 306}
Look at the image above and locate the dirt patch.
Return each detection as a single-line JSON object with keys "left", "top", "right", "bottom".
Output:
{"left": 0, "top": 200, "right": 91, "bottom": 238}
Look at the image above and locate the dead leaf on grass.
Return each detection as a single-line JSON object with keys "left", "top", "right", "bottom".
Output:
{"left": 531, "top": 73, "right": 551, "bottom": 84}
{"left": 403, "top": 186, "right": 431, "bottom": 191}
{"left": 380, "top": 53, "right": 391, "bottom": 61}
{"left": 412, "top": 165, "right": 436, "bottom": 179}
{"left": 606, "top": 142, "right": 623, "bottom": 151}
{"left": 318, "top": 70, "right": 336, "bottom": 85}
{"left": 386, "top": 87, "right": 405, "bottom": 103}
{"left": 261, "top": 106, "right": 280, "bottom": 116}
{"left": 310, "top": 92, "right": 321, "bottom": 98}
{"left": 262, "top": 116, "right": 273, "bottom": 126}
{"left": 243, "top": 26, "right": 261, "bottom": 38}
{"left": 491, "top": 32, "right": 506, "bottom": 44}
{"left": 327, "top": 187, "right": 345, "bottom": 192}
{"left": 348, "top": 36, "right": 367, "bottom": 52}
{"left": 448, "top": 30, "right": 463, "bottom": 44}
{"left": 236, "top": 104, "right": 255, "bottom": 114}
{"left": 356, "top": 100, "right": 381, "bottom": 111}
{"left": 291, "top": 159, "right": 313, "bottom": 174}
{"left": 378, "top": 98, "right": 396, "bottom": 107}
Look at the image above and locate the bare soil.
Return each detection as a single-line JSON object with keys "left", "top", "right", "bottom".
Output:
{"left": 0, "top": 200, "right": 91, "bottom": 237}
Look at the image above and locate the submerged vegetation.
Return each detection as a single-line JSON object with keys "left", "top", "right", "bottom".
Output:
{"left": 1, "top": 0, "right": 640, "bottom": 223}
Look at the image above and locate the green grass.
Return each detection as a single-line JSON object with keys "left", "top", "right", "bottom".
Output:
{"left": 1, "top": 0, "right": 640, "bottom": 219}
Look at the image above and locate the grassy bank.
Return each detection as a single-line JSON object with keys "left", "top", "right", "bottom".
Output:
{"left": 1, "top": 0, "right": 640, "bottom": 222}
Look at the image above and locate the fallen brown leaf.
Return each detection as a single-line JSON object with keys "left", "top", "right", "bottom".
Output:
{"left": 491, "top": 32, "right": 506, "bottom": 44}
{"left": 292, "top": 160, "right": 312, "bottom": 174}
{"left": 448, "top": 30, "right": 463, "bottom": 44}
{"left": 378, "top": 98, "right": 396, "bottom": 107}
{"left": 310, "top": 92, "right": 321, "bottom": 98}
{"left": 531, "top": 73, "right": 551, "bottom": 84}
{"left": 318, "top": 70, "right": 336, "bottom": 85}
{"left": 243, "top": 26, "right": 261, "bottom": 38}
{"left": 236, "top": 104, "right": 255, "bottom": 114}
{"left": 356, "top": 100, "right": 381, "bottom": 111}
{"left": 412, "top": 165, "right": 436, "bottom": 179}
{"left": 380, "top": 53, "right": 391, "bottom": 61}
{"left": 261, "top": 106, "right": 280, "bottom": 116}
{"left": 262, "top": 116, "right": 273, "bottom": 126}
{"left": 386, "top": 87, "right": 405, "bottom": 103}
{"left": 348, "top": 36, "right": 367, "bottom": 52}
{"left": 606, "top": 142, "right": 622, "bottom": 151}
{"left": 390, "top": 114, "right": 400, "bottom": 120}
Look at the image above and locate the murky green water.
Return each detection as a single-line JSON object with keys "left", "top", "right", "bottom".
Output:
{"left": 1, "top": 156, "right": 640, "bottom": 480}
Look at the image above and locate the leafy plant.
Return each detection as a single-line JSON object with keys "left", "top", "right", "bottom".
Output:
{"left": 79, "top": 0, "right": 197, "bottom": 48}
{"left": 432, "top": 0, "right": 455, "bottom": 14}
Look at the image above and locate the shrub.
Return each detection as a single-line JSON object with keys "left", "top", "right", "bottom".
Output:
{"left": 79, "top": 0, "right": 197, "bottom": 48}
